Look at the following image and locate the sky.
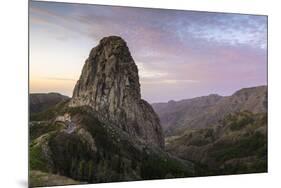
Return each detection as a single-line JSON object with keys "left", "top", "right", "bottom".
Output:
{"left": 29, "top": 1, "right": 267, "bottom": 103}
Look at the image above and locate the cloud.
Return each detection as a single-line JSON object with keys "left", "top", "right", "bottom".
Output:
{"left": 30, "top": 1, "right": 267, "bottom": 102}
{"left": 30, "top": 1, "right": 267, "bottom": 54}
{"left": 141, "top": 79, "right": 200, "bottom": 85}
{"left": 137, "top": 62, "right": 168, "bottom": 79}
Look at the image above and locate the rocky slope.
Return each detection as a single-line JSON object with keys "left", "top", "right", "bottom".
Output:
{"left": 165, "top": 111, "right": 267, "bottom": 175}
{"left": 70, "top": 36, "right": 163, "bottom": 148}
{"left": 30, "top": 93, "right": 69, "bottom": 113}
{"left": 153, "top": 86, "right": 267, "bottom": 136}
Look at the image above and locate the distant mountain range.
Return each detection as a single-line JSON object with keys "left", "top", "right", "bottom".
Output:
{"left": 152, "top": 85, "right": 267, "bottom": 175}
{"left": 152, "top": 86, "right": 267, "bottom": 136}
{"left": 30, "top": 93, "right": 69, "bottom": 113}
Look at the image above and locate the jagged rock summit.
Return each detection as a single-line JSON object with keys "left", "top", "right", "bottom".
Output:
{"left": 70, "top": 36, "right": 164, "bottom": 148}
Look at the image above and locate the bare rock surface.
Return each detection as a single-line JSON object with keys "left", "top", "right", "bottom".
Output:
{"left": 70, "top": 36, "right": 164, "bottom": 148}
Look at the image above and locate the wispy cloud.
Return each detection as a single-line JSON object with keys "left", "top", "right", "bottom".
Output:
{"left": 30, "top": 1, "right": 267, "bottom": 102}
{"left": 141, "top": 79, "right": 200, "bottom": 85}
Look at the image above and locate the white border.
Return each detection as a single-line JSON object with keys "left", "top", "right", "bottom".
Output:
{"left": 1, "top": 0, "right": 281, "bottom": 188}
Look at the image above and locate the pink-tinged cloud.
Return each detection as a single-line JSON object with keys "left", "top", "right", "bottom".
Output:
{"left": 29, "top": 1, "right": 267, "bottom": 102}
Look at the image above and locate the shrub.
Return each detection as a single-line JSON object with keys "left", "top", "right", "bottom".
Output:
{"left": 29, "top": 145, "right": 48, "bottom": 172}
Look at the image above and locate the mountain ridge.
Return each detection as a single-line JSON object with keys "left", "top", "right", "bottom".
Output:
{"left": 30, "top": 93, "right": 70, "bottom": 114}
{"left": 152, "top": 85, "right": 267, "bottom": 136}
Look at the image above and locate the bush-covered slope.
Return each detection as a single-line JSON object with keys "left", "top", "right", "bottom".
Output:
{"left": 165, "top": 111, "right": 267, "bottom": 176}
{"left": 30, "top": 93, "right": 69, "bottom": 114}
{"left": 29, "top": 104, "right": 195, "bottom": 187}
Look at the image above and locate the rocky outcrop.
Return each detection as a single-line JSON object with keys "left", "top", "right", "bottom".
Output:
{"left": 70, "top": 36, "right": 164, "bottom": 148}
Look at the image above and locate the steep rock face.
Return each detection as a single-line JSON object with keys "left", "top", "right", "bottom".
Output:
{"left": 70, "top": 36, "right": 164, "bottom": 148}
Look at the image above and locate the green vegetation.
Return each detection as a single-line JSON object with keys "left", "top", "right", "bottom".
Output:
{"left": 166, "top": 111, "right": 267, "bottom": 176}
{"left": 210, "top": 112, "right": 267, "bottom": 174}
{"left": 29, "top": 121, "right": 64, "bottom": 141}
{"left": 227, "top": 111, "right": 255, "bottom": 131}
{"left": 210, "top": 131, "right": 267, "bottom": 163}
{"left": 141, "top": 152, "right": 193, "bottom": 179}
{"left": 48, "top": 131, "right": 96, "bottom": 182}
{"left": 29, "top": 105, "right": 195, "bottom": 184}
{"left": 29, "top": 144, "right": 49, "bottom": 172}
{"left": 30, "top": 100, "right": 69, "bottom": 121}
{"left": 30, "top": 103, "right": 267, "bottom": 184}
